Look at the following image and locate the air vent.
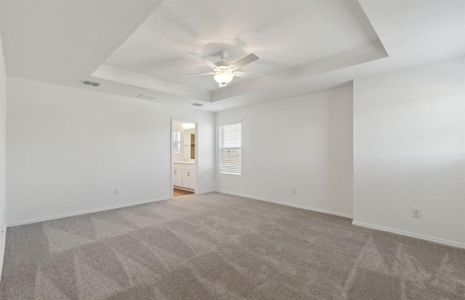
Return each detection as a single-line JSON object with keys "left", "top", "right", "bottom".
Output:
{"left": 81, "top": 80, "right": 101, "bottom": 87}
{"left": 136, "top": 94, "right": 157, "bottom": 101}
{"left": 191, "top": 103, "right": 203, "bottom": 107}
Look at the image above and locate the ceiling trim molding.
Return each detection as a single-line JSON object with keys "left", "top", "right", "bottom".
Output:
{"left": 210, "top": 40, "right": 388, "bottom": 102}
{"left": 93, "top": 40, "right": 387, "bottom": 105}
{"left": 92, "top": 64, "right": 210, "bottom": 101}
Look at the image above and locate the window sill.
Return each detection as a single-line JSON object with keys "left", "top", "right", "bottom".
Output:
{"left": 219, "top": 172, "right": 241, "bottom": 176}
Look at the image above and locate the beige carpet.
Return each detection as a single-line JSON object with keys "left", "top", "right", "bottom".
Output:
{"left": 0, "top": 192, "right": 464, "bottom": 299}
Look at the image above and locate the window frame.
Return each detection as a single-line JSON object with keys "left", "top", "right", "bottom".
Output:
{"left": 218, "top": 122, "right": 242, "bottom": 175}
{"left": 173, "top": 131, "right": 181, "bottom": 154}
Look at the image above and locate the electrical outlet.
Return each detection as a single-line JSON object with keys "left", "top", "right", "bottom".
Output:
{"left": 412, "top": 208, "right": 421, "bottom": 218}
{"left": 292, "top": 188, "right": 297, "bottom": 195}
{"left": 114, "top": 188, "right": 120, "bottom": 196}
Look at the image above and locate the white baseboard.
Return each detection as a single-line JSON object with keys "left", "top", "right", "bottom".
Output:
{"left": 218, "top": 191, "right": 465, "bottom": 250}
{"left": 7, "top": 197, "right": 169, "bottom": 227}
{"left": 0, "top": 223, "right": 6, "bottom": 279}
{"left": 352, "top": 220, "right": 465, "bottom": 250}
{"left": 7, "top": 190, "right": 218, "bottom": 227}
{"left": 218, "top": 191, "right": 353, "bottom": 219}
{"left": 195, "top": 189, "right": 216, "bottom": 194}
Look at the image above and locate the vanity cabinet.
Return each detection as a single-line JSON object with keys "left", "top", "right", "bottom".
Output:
{"left": 173, "top": 165, "right": 182, "bottom": 186}
{"left": 173, "top": 162, "right": 196, "bottom": 191}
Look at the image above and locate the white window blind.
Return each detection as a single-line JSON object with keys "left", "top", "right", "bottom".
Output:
{"left": 219, "top": 123, "right": 242, "bottom": 175}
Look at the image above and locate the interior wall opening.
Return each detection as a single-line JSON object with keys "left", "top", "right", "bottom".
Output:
{"left": 172, "top": 120, "right": 197, "bottom": 197}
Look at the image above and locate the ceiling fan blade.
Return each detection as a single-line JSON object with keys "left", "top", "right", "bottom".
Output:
{"left": 184, "top": 72, "right": 215, "bottom": 77}
{"left": 230, "top": 53, "right": 259, "bottom": 69}
{"left": 189, "top": 53, "right": 218, "bottom": 70}
{"left": 233, "top": 71, "right": 262, "bottom": 79}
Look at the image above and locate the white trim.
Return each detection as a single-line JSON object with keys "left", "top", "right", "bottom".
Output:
{"left": 171, "top": 119, "right": 199, "bottom": 195}
{"left": 0, "top": 225, "right": 6, "bottom": 279}
{"left": 352, "top": 220, "right": 465, "bottom": 250}
{"left": 93, "top": 65, "right": 209, "bottom": 101}
{"left": 170, "top": 119, "right": 174, "bottom": 198}
{"left": 219, "top": 191, "right": 465, "bottom": 249}
{"left": 218, "top": 122, "right": 242, "bottom": 176}
{"left": 218, "top": 171, "right": 241, "bottom": 176}
{"left": 7, "top": 197, "right": 167, "bottom": 227}
{"left": 218, "top": 191, "right": 353, "bottom": 219}
{"left": 196, "top": 189, "right": 216, "bottom": 194}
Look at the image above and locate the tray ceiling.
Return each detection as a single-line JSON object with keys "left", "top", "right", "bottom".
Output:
{"left": 1, "top": 0, "right": 463, "bottom": 111}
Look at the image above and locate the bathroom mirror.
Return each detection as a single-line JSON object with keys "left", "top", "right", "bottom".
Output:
{"left": 183, "top": 131, "right": 196, "bottom": 160}
{"left": 190, "top": 133, "right": 196, "bottom": 159}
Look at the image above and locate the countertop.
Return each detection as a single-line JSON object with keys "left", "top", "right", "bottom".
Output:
{"left": 174, "top": 161, "right": 196, "bottom": 165}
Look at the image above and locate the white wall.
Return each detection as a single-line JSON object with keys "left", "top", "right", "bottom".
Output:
{"left": 216, "top": 86, "right": 353, "bottom": 218}
{"left": 0, "top": 33, "right": 7, "bottom": 277}
{"left": 6, "top": 76, "right": 215, "bottom": 225}
{"left": 353, "top": 56, "right": 465, "bottom": 247}
{"left": 6, "top": 56, "right": 464, "bottom": 251}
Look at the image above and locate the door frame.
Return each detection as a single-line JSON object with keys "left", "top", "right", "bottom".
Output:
{"left": 170, "top": 118, "right": 199, "bottom": 197}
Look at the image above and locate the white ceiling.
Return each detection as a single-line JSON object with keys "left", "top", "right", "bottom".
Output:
{"left": 104, "top": 0, "right": 378, "bottom": 91}
{"left": 0, "top": 0, "right": 464, "bottom": 111}
{"left": 0, "top": 0, "right": 163, "bottom": 85}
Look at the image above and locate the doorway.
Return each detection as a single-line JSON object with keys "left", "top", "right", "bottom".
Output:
{"left": 171, "top": 120, "right": 197, "bottom": 197}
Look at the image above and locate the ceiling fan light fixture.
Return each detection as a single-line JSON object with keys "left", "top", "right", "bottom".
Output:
{"left": 213, "top": 70, "right": 234, "bottom": 87}
{"left": 186, "top": 52, "right": 259, "bottom": 87}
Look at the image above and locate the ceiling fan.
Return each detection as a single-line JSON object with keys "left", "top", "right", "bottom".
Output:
{"left": 185, "top": 51, "right": 259, "bottom": 87}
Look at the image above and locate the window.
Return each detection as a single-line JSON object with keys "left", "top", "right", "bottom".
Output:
{"left": 219, "top": 123, "right": 242, "bottom": 175}
{"left": 173, "top": 131, "right": 181, "bottom": 153}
